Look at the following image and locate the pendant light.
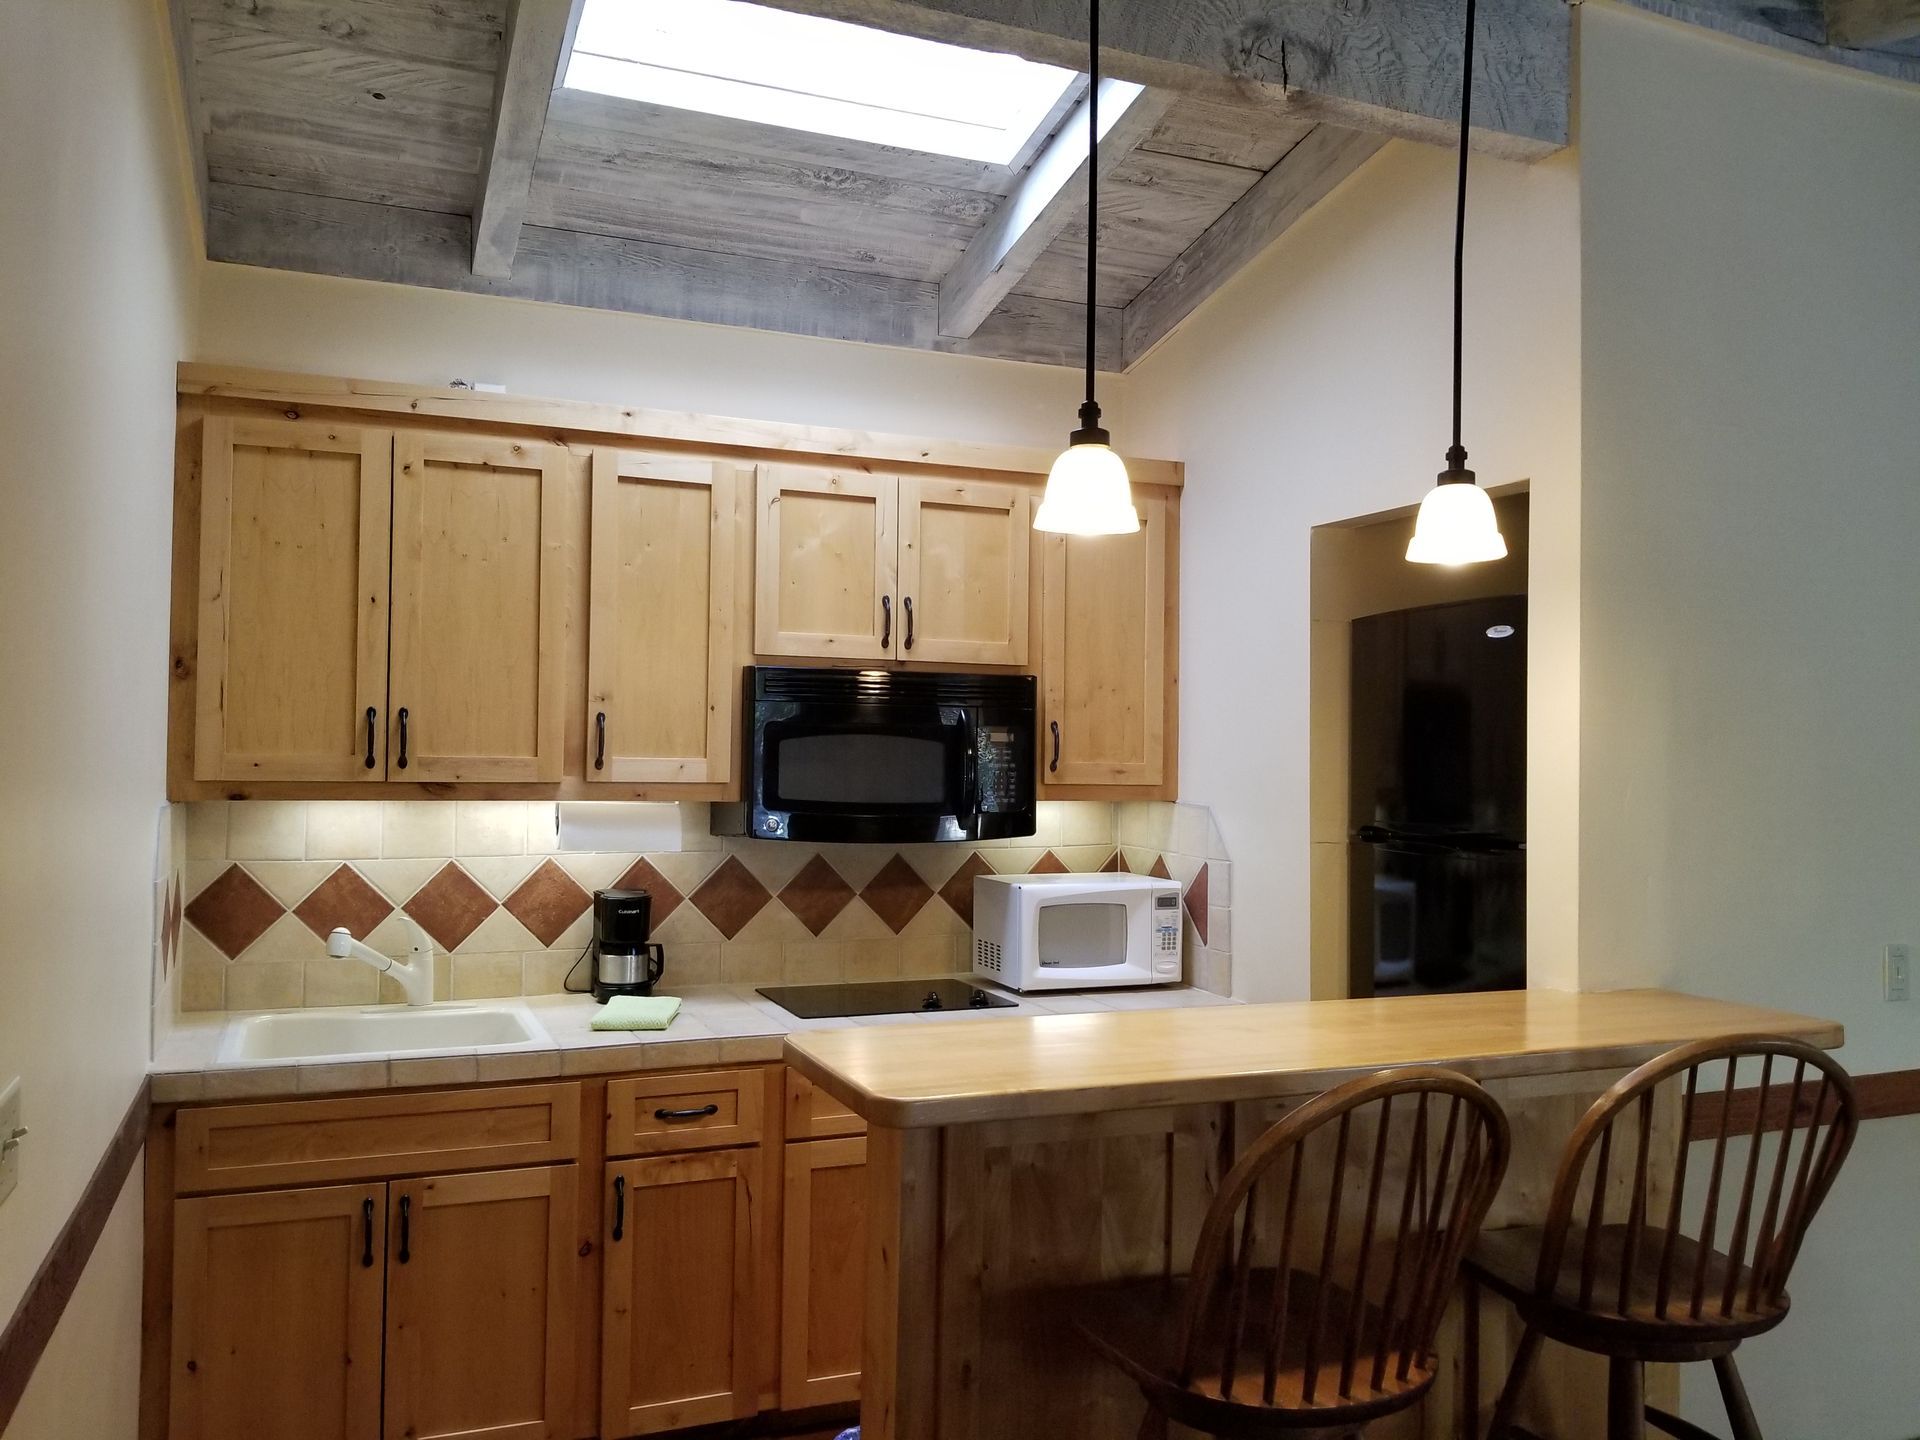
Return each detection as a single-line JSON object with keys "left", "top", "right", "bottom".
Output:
{"left": 1033, "top": 0, "right": 1138, "bottom": 536}
{"left": 1406, "top": 0, "right": 1508, "bottom": 566}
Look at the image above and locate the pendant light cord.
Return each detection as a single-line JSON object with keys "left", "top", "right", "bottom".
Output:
{"left": 1083, "top": 0, "right": 1100, "bottom": 415}
{"left": 1450, "top": 0, "right": 1476, "bottom": 459}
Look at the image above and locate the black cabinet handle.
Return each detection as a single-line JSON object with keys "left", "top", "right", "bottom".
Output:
{"left": 654, "top": 1104, "right": 720, "bottom": 1122}
{"left": 594, "top": 711, "right": 607, "bottom": 771}
{"left": 363, "top": 707, "right": 377, "bottom": 770}
{"left": 361, "top": 1198, "right": 374, "bottom": 1268}
{"left": 396, "top": 707, "right": 409, "bottom": 770}
{"left": 903, "top": 596, "right": 915, "bottom": 651}
{"left": 397, "top": 1194, "right": 411, "bottom": 1264}
{"left": 880, "top": 595, "right": 892, "bottom": 650}
{"left": 611, "top": 1176, "right": 625, "bottom": 1242}
{"left": 1049, "top": 720, "right": 1061, "bottom": 774}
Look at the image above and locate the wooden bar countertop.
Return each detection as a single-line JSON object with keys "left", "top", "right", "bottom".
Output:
{"left": 782, "top": 988, "right": 1843, "bottom": 1128}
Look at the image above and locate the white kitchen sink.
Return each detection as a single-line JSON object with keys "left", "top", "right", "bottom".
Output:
{"left": 218, "top": 1002, "right": 552, "bottom": 1064}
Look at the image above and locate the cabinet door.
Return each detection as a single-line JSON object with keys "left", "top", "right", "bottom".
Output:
{"left": 601, "top": 1151, "right": 759, "bottom": 1437}
{"left": 587, "top": 453, "right": 739, "bottom": 784}
{"left": 170, "top": 1183, "right": 385, "bottom": 1440}
{"left": 754, "top": 466, "right": 896, "bottom": 660}
{"left": 897, "top": 477, "right": 1030, "bottom": 666}
{"left": 384, "top": 1167, "right": 578, "bottom": 1440}
{"left": 389, "top": 432, "right": 567, "bottom": 782}
{"left": 779, "top": 1137, "right": 868, "bottom": 1409}
{"left": 194, "top": 416, "right": 391, "bottom": 781}
{"left": 1040, "top": 494, "right": 1169, "bottom": 788}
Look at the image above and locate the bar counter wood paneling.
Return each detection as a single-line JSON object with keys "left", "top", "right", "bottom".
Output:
{"left": 784, "top": 990, "right": 1843, "bottom": 1440}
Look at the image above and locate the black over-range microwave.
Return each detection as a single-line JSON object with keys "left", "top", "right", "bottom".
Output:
{"left": 711, "top": 666, "right": 1037, "bottom": 844}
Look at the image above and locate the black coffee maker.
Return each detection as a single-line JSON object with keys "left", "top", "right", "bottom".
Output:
{"left": 589, "top": 889, "right": 665, "bottom": 1003}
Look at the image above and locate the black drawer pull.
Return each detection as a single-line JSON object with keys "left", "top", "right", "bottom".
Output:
{"left": 396, "top": 706, "right": 409, "bottom": 770}
{"left": 612, "top": 1176, "right": 625, "bottom": 1242}
{"left": 397, "top": 1194, "right": 411, "bottom": 1264}
{"left": 360, "top": 1198, "right": 374, "bottom": 1268}
{"left": 903, "top": 595, "right": 915, "bottom": 650}
{"left": 880, "top": 594, "right": 892, "bottom": 649}
{"left": 654, "top": 1104, "right": 720, "bottom": 1122}
{"left": 1049, "top": 720, "right": 1061, "bottom": 774}
{"left": 363, "top": 707, "right": 377, "bottom": 769}
{"left": 594, "top": 710, "right": 607, "bottom": 771}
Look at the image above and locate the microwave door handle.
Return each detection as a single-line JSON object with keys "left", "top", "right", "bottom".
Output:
{"left": 962, "top": 738, "right": 979, "bottom": 815}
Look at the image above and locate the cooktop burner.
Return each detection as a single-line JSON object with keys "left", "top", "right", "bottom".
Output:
{"left": 757, "top": 978, "right": 1017, "bottom": 1020}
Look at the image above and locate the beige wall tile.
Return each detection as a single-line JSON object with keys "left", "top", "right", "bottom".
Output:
{"left": 652, "top": 902, "right": 725, "bottom": 944}
{"left": 456, "top": 907, "right": 538, "bottom": 954}
{"left": 228, "top": 802, "right": 306, "bottom": 860}
{"left": 239, "top": 912, "right": 329, "bottom": 964}
{"left": 1172, "top": 803, "right": 1211, "bottom": 860}
{"left": 721, "top": 942, "right": 784, "bottom": 984}
{"left": 383, "top": 801, "right": 455, "bottom": 858}
{"left": 781, "top": 941, "right": 845, "bottom": 984}
{"left": 677, "top": 802, "right": 721, "bottom": 851}
{"left": 900, "top": 936, "right": 956, "bottom": 978}
{"left": 554, "top": 851, "right": 639, "bottom": 892}
{"left": 356, "top": 858, "right": 444, "bottom": 907}
{"left": 1061, "top": 802, "right": 1117, "bottom": 847}
{"left": 390, "top": 1055, "right": 479, "bottom": 1087}
{"left": 842, "top": 940, "right": 902, "bottom": 981}
{"left": 526, "top": 803, "right": 560, "bottom": 854}
{"left": 298, "top": 1060, "right": 390, "bottom": 1093}
{"left": 179, "top": 958, "right": 225, "bottom": 1012}
{"left": 462, "top": 855, "right": 541, "bottom": 901}
{"left": 1208, "top": 907, "right": 1232, "bottom": 954}
{"left": 522, "top": 949, "right": 581, "bottom": 995}
{"left": 185, "top": 802, "right": 229, "bottom": 861}
{"left": 450, "top": 953, "right": 523, "bottom": 999}
{"left": 455, "top": 801, "right": 527, "bottom": 856}
{"left": 647, "top": 850, "right": 727, "bottom": 894}
{"left": 305, "top": 802, "right": 383, "bottom": 860}
{"left": 1031, "top": 802, "right": 1067, "bottom": 847}
{"left": 304, "top": 958, "right": 379, "bottom": 1007}
{"left": 667, "top": 942, "right": 721, "bottom": 986}
{"left": 227, "top": 963, "right": 304, "bottom": 1010}
{"left": 245, "top": 860, "right": 336, "bottom": 909}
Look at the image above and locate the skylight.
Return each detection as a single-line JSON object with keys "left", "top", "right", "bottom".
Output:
{"left": 564, "top": 0, "right": 1080, "bottom": 166}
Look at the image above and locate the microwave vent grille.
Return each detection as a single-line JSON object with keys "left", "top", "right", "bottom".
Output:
{"left": 975, "top": 938, "right": 1002, "bottom": 973}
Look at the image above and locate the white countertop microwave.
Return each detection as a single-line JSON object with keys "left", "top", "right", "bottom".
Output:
{"left": 971, "top": 873, "right": 1184, "bottom": 991}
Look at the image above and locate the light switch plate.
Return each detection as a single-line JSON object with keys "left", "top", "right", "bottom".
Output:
{"left": 1887, "top": 945, "right": 1912, "bottom": 1003}
{"left": 0, "top": 1077, "right": 21, "bottom": 1208}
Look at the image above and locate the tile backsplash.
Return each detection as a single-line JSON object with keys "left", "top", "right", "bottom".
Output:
{"left": 177, "top": 800, "right": 1234, "bottom": 1012}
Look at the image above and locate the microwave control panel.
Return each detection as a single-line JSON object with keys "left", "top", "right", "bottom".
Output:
{"left": 976, "top": 728, "right": 1024, "bottom": 813}
{"left": 1154, "top": 892, "right": 1182, "bottom": 976}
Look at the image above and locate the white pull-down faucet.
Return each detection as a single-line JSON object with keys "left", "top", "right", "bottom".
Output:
{"left": 327, "top": 915, "right": 436, "bottom": 1006}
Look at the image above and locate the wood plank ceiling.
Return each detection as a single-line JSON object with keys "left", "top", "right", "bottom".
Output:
{"left": 174, "top": 0, "right": 1918, "bottom": 372}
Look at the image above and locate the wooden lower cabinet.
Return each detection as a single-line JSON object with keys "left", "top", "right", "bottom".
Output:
{"left": 779, "top": 1137, "right": 868, "bottom": 1410}
{"left": 170, "top": 1183, "right": 386, "bottom": 1440}
{"left": 384, "top": 1167, "right": 577, "bottom": 1440}
{"left": 601, "top": 1149, "right": 761, "bottom": 1437}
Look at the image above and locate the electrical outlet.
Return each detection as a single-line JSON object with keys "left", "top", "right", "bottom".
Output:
{"left": 1886, "top": 945, "right": 1912, "bottom": 1003}
{"left": 0, "top": 1077, "right": 22, "bottom": 1208}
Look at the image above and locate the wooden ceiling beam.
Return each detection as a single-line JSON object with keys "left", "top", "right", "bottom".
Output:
{"left": 747, "top": 0, "right": 1570, "bottom": 158}
{"left": 938, "top": 83, "right": 1174, "bottom": 339}
{"left": 1121, "top": 125, "right": 1386, "bottom": 369}
{"left": 1826, "top": 0, "right": 1920, "bottom": 46}
{"left": 472, "top": 0, "right": 580, "bottom": 279}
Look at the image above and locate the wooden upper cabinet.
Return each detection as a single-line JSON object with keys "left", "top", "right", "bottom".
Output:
{"left": 194, "top": 417, "right": 392, "bottom": 782}
{"left": 601, "top": 1150, "right": 760, "bottom": 1437}
{"left": 755, "top": 465, "right": 897, "bottom": 661}
{"left": 383, "top": 1167, "right": 577, "bottom": 1440}
{"left": 170, "top": 1183, "right": 385, "bottom": 1440}
{"left": 1040, "top": 494, "right": 1170, "bottom": 789}
{"left": 389, "top": 432, "right": 567, "bottom": 782}
{"left": 780, "top": 1136, "right": 868, "bottom": 1410}
{"left": 587, "top": 453, "right": 739, "bottom": 784}
{"left": 897, "top": 477, "right": 1030, "bottom": 666}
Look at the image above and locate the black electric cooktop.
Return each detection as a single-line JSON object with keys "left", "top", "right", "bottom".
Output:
{"left": 758, "top": 978, "right": 1016, "bottom": 1019}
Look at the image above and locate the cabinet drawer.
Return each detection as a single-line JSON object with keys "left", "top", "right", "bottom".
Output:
{"left": 174, "top": 1083, "right": 581, "bottom": 1194}
{"left": 784, "top": 1069, "right": 866, "bottom": 1140}
{"left": 606, "top": 1070, "right": 763, "bottom": 1156}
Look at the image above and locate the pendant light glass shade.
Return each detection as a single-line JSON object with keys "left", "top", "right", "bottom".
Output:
{"left": 1406, "top": 475, "right": 1507, "bottom": 565}
{"left": 1034, "top": 438, "right": 1138, "bottom": 535}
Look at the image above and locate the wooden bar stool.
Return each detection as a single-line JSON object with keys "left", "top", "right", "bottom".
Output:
{"left": 1466, "top": 1035, "right": 1858, "bottom": 1440}
{"left": 1068, "top": 1067, "right": 1512, "bottom": 1439}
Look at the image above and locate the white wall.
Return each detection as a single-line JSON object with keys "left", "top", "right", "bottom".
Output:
{"left": 196, "top": 263, "right": 1120, "bottom": 453}
{"left": 1579, "top": 6, "right": 1920, "bottom": 1433}
{"left": 0, "top": 0, "right": 197, "bottom": 1418}
{"left": 1126, "top": 140, "right": 1583, "bottom": 1000}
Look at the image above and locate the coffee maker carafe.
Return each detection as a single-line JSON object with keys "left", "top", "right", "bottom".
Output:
{"left": 590, "top": 888, "right": 665, "bottom": 1003}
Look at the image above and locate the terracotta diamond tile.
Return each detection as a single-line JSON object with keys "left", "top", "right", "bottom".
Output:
{"left": 1184, "top": 864, "right": 1210, "bottom": 947}
{"left": 504, "top": 859, "right": 592, "bottom": 947}
{"left": 863, "top": 854, "right": 933, "bottom": 934}
{"left": 690, "top": 856, "right": 771, "bottom": 940}
{"left": 293, "top": 865, "right": 395, "bottom": 942}
{"left": 611, "top": 857, "right": 685, "bottom": 926}
{"left": 1029, "top": 850, "right": 1069, "bottom": 874}
{"left": 937, "top": 853, "right": 994, "bottom": 928}
{"left": 780, "top": 855, "right": 856, "bottom": 936}
{"left": 403, "top": 863, "right": 497, "bottom": 952}
{"left": 1149, "top": 855, "right": 1173, "bottom": 880}
{"left": 1100, "top": 850, "right": 1122, "bottom": 873}
{"left": 184, "top": 865, "right": 284, "bottom": 959}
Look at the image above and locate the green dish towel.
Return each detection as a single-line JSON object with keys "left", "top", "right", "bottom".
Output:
{"left": 590, "top": 995, "right": 682, "bottom": 1031}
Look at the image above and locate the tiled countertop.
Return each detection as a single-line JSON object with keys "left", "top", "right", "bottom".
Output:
{"left": 150, "top": 983, "right": 1235, "bottom": 1103}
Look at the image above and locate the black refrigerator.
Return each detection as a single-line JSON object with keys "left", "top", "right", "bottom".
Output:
{"left": 1348, "top": 596, "right": 1526, "bottom": 998}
